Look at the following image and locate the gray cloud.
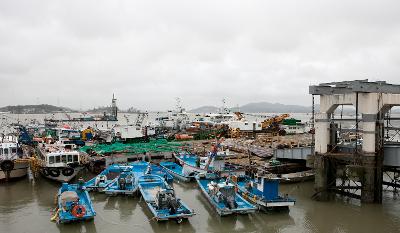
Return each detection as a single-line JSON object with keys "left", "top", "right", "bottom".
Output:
{"left": 1, "top": 0, "right": 400, "bottom": 110}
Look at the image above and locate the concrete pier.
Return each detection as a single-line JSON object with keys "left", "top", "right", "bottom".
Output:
{"left": 310, "top": 80, "right": 400, "bottom": 203}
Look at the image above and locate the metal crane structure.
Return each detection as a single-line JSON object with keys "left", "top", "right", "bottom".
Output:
{"left": 260, "top": 114, "right": 290, "bottom": 130}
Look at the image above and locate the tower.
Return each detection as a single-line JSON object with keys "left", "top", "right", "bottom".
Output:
{"left": 111, "top": 94, "right": 118, "bottom": 120}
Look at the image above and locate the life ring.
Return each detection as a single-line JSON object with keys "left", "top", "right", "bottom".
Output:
{"left": 48, "top": 168, "right": 60, "bottom": 177}
{"left": 62, "top": 167, "right": 74, "bottom": 176}
{"left": 71, "top": 205, "right": 86, "bottom": 218}
{"left": 42, "top": 167, "right": 50, "bottom": 176}
{"left": 0, "top": 160, "right": 14, "bottom": 172}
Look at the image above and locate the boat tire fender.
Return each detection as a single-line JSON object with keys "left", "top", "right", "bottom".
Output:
{"left": 0, "top": 160, "right": 14, "bottom": 172}
{"left": 49, "top": 168, "right": 60, "bottom": 177}
{"left": 42, "top": 167, "right": 50, "bottom": 176}
{"left": 62, "top": 167, "right": 74, "bottom": 176}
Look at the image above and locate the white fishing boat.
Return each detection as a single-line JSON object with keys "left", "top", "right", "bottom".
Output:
{"left": 0, "top": 135, "right": 30, "bottom": 181}
{"left": 36, "top": 140, "right": 84, "bottom": 182}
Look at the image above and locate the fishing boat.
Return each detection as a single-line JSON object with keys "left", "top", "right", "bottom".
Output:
{"left": 130, "top": 161, "right": 174, "bottom": 184}
{"left": 159, "top": 161, "right": 196, "bottom": 182}
{"left": 138, "top": 174, "right": 195, "bottom": 223}
{"left": 36, "top": 140, "right": 84, "bottom": 182}
{"left": 232, "top": 175, "right": 295, "bottom": 212}
{"left": 174, "top": 152, "right": 245, "bottom": 177}
{"left": 150, "top": 163, "right": 174, "bottom": 183}
{"left": 196, "top": 172, "right": 256, "bottom": 216}
{"left": 103, "top": 169, "right": 138, "bottom": 196}
{"left": 0, "top": 135, "right": 30, "bottom": 181}
{"left": 52, "top": 181, "right": 96, "bottom": 224}
{"left": 84, "top": 164, "right": 129, "bottom": 191}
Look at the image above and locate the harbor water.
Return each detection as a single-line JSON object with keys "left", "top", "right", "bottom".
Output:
{"left": 1, "top": 173, "right": 400, "bottom": 233}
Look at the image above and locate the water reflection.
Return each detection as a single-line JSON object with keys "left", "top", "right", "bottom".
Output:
{"left": 57, "top": 219, "right": 98, "bottom": 233}
{"left": 0, "top": 179, "right": 35, "bottom": 212}
{"left": 1, "top": 172, "right": 400, "bottom": 233}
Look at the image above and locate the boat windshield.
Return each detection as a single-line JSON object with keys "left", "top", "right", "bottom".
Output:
{"left": 48, "top": 154, "right": 79, "bottom": 164}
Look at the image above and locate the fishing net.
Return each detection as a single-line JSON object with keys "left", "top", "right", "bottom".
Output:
{"left": 80, "top": 139, "right": 187, "bottom": 154}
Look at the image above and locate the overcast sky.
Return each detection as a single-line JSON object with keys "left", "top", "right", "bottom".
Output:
{"left": 1, "top": 0, "right": 399, "bottom": 111}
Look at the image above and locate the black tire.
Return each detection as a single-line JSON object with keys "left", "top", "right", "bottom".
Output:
{"left": 68, "top": 162, "right": 79, "bottom": 168}
{"left": 48, "top": 168, "right": 60, "bottom": 177}
{"left": 62, "top": 167, "right": 74, "bottom": 176}
{"left": 42, "top": 167, "right": 50, "bottom": 176}
{"left": 0, "top": 160, "right": 14, "bottom": 172}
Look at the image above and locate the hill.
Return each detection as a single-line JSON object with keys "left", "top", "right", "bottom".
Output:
{"left": 0, "top": 104, "right": 72, "bottom": 114}
{"left": 190, "top": 102, "right": 315, "bottom": 113}
{"left": 189, "top": 106, "right": 220, "bottom": 113}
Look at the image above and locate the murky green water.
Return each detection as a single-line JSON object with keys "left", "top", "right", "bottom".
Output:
{"left": 1, "top": 173, "right": 400, "bottom": 233}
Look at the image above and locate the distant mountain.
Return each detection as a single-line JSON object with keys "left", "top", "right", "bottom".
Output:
{"left": 189, "top": 106, "right": 220, "bottom": 113}
{"left": 0, "top": 104, "right": 72, "bottom": 114}
{"left": 189, "top": 102, "right": 317, "bottom": 113}
{"left": 236, "top": 102, "right": 313, "bottom": 113}
{"left": 87, "top": 106, "right": 114, "bottom": 113}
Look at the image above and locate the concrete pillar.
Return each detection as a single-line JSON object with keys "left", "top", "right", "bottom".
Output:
{"left": 362, "top": 121, "right": 376, "bottom": 153}
{"left": 358, "top": 94, "right": 381, "bottom": 203}
{"left": 361, "top": 156, "right": 377, "bottom": 203}
{"left": 315, "top": 113, "right": 330, "bottom": 154}
{"left": 314, "top": 154, "right": 329, "bottom": 201}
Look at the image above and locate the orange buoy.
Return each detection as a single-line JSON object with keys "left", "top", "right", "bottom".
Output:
{"left": 71, "top": 205, "right": 86, "bottom": 218}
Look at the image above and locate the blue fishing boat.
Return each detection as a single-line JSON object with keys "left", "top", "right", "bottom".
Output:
{"left": 138, "top": 174, "right": 195, "bottom": 223}
{"left": 232, "top": 175, "right": 296, "bottom": 212}
{"left": 196, "top": 173, "right": 256, "bottom": 216}
{"left": 159, "top": 161, "right": 196, "bottom": 182}
{"left": 130, "top": 161, "right": 174, "bottom": 183}
{"left": 52, "top": 181, "right": 96, "bottom": 224}
{"left": 174, "top": 152, "right": 245, "bottom": 178}
{"left": 84, "top": 164, "right": 130, "bottom": 191}
{"left": 103, "top": 169, "right": 138, "bottom": 196}
{"left": 150, "top": 163, "right": 174, "bottom": 183}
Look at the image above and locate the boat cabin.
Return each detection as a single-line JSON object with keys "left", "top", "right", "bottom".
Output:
{"left": 41, "top": 142, "right": 80, "bottom": 167}
{"left": 251, "top": 175, "right": 280, "bottom": 200}
{"left": 0, "top": 142, "right": 19, "bottom": 160}
{"left": 45, "top": 151, "right": 80, "bottom": 168}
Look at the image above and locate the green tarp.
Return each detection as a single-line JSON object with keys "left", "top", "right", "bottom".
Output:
{"left": 80, "top": 139, "right": 186, "bottom": 154}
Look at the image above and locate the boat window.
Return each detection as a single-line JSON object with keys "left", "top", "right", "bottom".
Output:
{"left": 4, "top": 148, "right": 8, "bottom": 154}
{"left": 61, "top": 155, "right": 67, "bottom": 163}
{"left": 55, "top": 156, "right": 61, "bottom": 163}
{"left": 68, "top": 155, "right": 73, "bottom": 162}
{"left": 11, "top": 148, "right": 17, "bottom": 153}
{"left": 49, "top": 156, "right": 54, "bottom": 164}
{"left": 73, "top": 154, "right": 78, "bottom": 162}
